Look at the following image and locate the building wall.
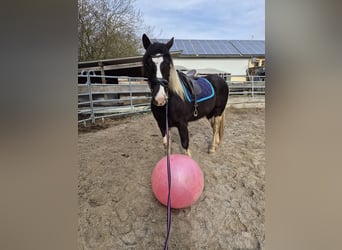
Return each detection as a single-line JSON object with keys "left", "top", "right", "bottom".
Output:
{"left": 172, "top": 57, "right": 250, "bottom": 75}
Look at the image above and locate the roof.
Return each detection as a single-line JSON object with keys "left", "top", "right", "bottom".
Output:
{"left": 78, "top": 51, "right": 182, "bottom": 71}
{"left": 153, "top": 39, "right": 265, "bottom": 57}
{"left": 78, "top": 55, "right": 143, "bottom": 70}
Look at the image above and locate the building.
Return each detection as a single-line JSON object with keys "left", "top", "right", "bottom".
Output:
{"left": 154, "top": 39, "right": 265, "bottom": 81}
{"left": 78, "top": 39, "right": 265, "bottom": 82}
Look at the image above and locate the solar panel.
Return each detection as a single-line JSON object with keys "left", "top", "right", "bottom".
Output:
{"left": 218, "top": 40, "right": 240, "bottom": 55}
{"left": 190, "top": 40, "right": 206, "bottom": 55}
{"left": 210, "top": 40, "right": 225, "bottom": 54}
{"left": 150, "top": 39, "right": 265, "bottom": 56}
{"left": 180, "top": 40, "right": 196, "bottom": 54}
{"left": 230, "top": 40, "right": 265, "bottom": 55}
{"left": 187, "top": 40, "right": 242, "bottom": 55}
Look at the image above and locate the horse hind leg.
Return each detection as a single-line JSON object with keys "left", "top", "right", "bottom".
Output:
{"left": 209, "top": 116, "right": 220, "bottom": 154}
{"left": 209, "top": 112, "right": 225, "bottom": 154}
{"left": 218, "top": 111, "right": 225, "bottom": 143}
{"left": 208, "top": 116, "right": 215, "bottom": 127}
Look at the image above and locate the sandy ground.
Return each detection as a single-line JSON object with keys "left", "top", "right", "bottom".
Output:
{"left": 78, "top": 105, "right": 265, "bottom": 250}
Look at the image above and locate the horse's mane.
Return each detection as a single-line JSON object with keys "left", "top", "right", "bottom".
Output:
{"left": 168, "top": 64, "right": 185, "bottom": 101}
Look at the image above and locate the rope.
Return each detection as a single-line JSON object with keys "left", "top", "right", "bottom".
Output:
{"left": 163, "top": 91, "right": 172, "bottom": 250}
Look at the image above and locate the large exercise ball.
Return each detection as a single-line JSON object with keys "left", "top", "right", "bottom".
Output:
{"left": 151, "top": 154, "right": 204, "bottom": 209}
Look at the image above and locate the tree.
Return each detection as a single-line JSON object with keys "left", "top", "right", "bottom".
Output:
{"left": 78, "top": 0, "right": 150, "bottom": 61}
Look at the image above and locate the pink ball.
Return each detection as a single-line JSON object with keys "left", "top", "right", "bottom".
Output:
{"left": 151, "top": 154, "right": 204, "bottom": 209}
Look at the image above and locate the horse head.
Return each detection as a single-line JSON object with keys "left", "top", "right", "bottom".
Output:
{"left": 142, "top": 34, "right": 175, "bottom": 106}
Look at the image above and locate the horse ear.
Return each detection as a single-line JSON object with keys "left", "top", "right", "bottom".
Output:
{"left": 166, "top": 37, "right": 174, "bottom": 50}
{"left": 142, "top": 34, "right": 151, "bottom": 50}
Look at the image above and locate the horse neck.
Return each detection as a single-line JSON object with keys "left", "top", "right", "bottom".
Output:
{"left": 168, "top": 64, "right": 185, "bottom": 101}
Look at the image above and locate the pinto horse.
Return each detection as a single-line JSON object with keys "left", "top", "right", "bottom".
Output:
{"left": 142, "top": 34, "right": 229, "bottom": 156}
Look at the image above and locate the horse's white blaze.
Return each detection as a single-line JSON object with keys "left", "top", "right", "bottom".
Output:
{"left": 151, "top": 54, "right": 167, "bottom": 105}
{"left": 152, "top": 54, "right": 163, "bottom": 79}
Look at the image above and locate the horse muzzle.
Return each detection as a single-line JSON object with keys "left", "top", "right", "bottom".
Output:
{"left": 153, "top": 79, "right": 168, "bottom": 106}
{"left": 154, "top": 93, "right": 168, "bottom": 106}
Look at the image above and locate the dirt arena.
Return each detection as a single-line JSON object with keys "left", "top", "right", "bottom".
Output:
{"left": 78, "top": 105, "right": 265, "bottom": 249}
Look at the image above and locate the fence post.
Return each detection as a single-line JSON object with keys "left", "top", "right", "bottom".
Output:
{"left": 129, "top": 77, "right": 133, "bottom": 112}
{"left": 86, "top": 71, "right": 95, "bottom": 124}
{"left": 251, "top": 75, "right": 254, "bottom": 98}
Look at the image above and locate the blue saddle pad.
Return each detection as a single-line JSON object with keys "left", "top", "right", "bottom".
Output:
{"left": 180, "top": 77, "right": 215, "bottom": 103}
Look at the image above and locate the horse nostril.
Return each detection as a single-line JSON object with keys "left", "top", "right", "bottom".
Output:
{"left": 154, "top": 97, "right": 166, "bottom": 106}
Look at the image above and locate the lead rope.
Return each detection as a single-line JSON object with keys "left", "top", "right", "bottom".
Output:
{"left": 164, "top": 91, "right": 172, "bottom": 250}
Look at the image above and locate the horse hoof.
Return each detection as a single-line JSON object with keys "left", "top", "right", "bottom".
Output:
{"left": 184, "top": 149, "right": 192, "bottom": 157}
{"left": 209, "top": 147, "right": 216, "bottom": 154}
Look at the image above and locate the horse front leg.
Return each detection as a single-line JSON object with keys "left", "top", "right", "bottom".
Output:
{"left": 163, "top": 131, "right": 171, "bottom": 154}
{"left": 152, "top": 110, "right": 169, "bottom": 152}
{"left": 158, "top": 126, "right": 172, "bottom": 154}
{"left": 177, "top": 123, "right": 191, "bottom": 157}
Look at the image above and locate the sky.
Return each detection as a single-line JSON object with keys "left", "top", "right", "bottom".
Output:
{"left": 135, "top": 0, "right": 265, "bottom": 40}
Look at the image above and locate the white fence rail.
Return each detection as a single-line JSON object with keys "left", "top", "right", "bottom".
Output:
{"left": 78, "top": 72, "right": 265, "bottom": 125}
{"left": 228, "top": 75, "right": 265, "bottom": 97}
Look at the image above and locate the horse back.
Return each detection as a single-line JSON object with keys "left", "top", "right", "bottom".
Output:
{"left": 204, "top": 74, "right": 229, "bottom": 109}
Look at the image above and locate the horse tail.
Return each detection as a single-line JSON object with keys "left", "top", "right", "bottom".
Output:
{"left": 219, "top": 110, "right": 225, "bottom": 141}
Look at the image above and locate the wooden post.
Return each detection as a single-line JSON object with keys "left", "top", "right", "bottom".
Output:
{"left": 98, "top": 61, "right": 108, "bottom": 101}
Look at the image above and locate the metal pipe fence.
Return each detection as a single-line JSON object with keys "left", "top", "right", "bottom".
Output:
{"left": 227, "top": 75, "right": 265, "bottom": 97}
{"left": 78, "top": 71, "right": 265, "bottom": 125}
{"left": 78, "top": 72, "right": 151, "bottom": 125}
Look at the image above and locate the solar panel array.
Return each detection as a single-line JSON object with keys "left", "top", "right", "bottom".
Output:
{"left": 153, "top": 39, "right": 265, "bottom": 56}
{"left": 230, "top": 40, "right": 265, "bottom": 55}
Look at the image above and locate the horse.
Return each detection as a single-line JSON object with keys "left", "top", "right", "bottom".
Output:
{"left": 142, "top": 34, "right": 229, "bottom": 156}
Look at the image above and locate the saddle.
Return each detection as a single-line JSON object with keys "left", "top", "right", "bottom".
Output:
{"left": 178, "top": 70, "right": 202, "bottom": 96}
{"left": 177, "top": 70, "right": 214, "bottom": 117}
